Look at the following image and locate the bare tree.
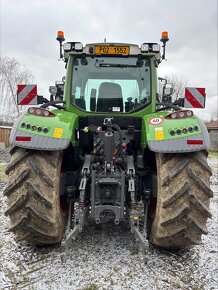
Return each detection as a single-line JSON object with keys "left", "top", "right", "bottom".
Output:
{"left": 208, "top": 110, "right": 218, "bottom": 122}
{"left": 159, "top": 73, "right": 188, "bottom": 102}
{"left": 0, "top": 55, "right": 34, "bottom": 121}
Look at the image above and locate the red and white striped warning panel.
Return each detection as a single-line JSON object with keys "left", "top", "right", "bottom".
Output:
{"left": 17, "top": 85, "right": 38, "bottom": 105}
{"left": 184, "top": 87, "right": 206, "bottom": 108}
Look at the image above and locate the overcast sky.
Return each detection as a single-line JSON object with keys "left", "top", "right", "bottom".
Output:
{"left": 0, "top": 0, "right": 217, "bottom": 120}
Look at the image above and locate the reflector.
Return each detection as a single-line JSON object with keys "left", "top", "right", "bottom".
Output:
{"left": 16, "top": 136, "right": 31, "bottom": 142}
{"left": 187, "top": 140, "right": 203, "bottom": 145}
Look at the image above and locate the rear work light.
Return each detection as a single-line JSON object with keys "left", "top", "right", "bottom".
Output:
{"left": 141, "top": 44, "right": 149, "bottom": 52}
{"left": 75, "top": 42, "right": 83, "bottom": 52}
{"left": 141, "top": 43, "right": 160, "bottom": 53}
{"left": 165, "top": 110, "right": 193, "bottom": 119}
{"left": 63, "top": 42, "right": 72, "bottom": 51}
{"left": 63, "top": 42, "right": 83, "bottom": 52}
{"left": 28, "top": 107, "right": 55, "bottom": 117}
{"left": 152, "top": 44, "right": 160, "bottom": 52}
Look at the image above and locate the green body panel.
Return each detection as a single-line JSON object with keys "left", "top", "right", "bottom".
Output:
{"left": 142, "top": 112, "right": 202, "bottom": 146}
{"left": 15, "top": 109, "right": 203, "bottom": 150}
{"left": 17, "top": 110, "right": 78, "bottom": 145}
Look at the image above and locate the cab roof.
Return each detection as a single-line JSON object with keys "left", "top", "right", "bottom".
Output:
{"left": 63, "top": 42, "right": 161, "bottom": 62}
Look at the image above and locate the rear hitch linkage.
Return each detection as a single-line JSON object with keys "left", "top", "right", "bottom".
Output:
{"left": 127, "top": 156, "right": 149, "bottom": 252}
{"left": 61, "top": 155, "right": 91, "bottom": 249}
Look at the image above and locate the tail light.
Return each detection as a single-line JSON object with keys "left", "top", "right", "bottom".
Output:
{"left": 165, "top": 110, "right": 193, "bottom": 119}
{"left": 28, "top": 107, "right": 55, "bottom": 117}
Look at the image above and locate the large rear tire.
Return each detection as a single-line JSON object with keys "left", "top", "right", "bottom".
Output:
{"left": 150, "top": 150, "right": 213, "bottom": 250}
{"left": 4, "top": 147, "right": 67, "bottom": 245}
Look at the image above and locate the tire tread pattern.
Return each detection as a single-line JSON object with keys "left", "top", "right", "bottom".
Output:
{"left": 150, "top": 150, "right": 212, "bottom": 249}
{"left": 4, "top": 148, "right": 66, "bottom": 245}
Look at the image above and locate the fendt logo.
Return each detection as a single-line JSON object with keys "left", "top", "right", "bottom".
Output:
{"left": 184, "top": 87, "right": 206, "bottom": 108}
{"left": 17, "top": 85, "right": 38, "bottom": 105}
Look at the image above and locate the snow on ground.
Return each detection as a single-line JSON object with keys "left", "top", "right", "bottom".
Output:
{"left": 0, "top": 156, "right": 217, "bottom": 290}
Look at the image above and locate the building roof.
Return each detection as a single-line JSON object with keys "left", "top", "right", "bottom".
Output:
{"left": 205, "top": 120, "right": 218, "bottom": 129}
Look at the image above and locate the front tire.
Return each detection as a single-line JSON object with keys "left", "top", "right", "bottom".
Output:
{"left": 4, "top": 148, "right": 67, "bottom": 245}
{"left": 150, "top": 150, "right": 213, "bottom": 250}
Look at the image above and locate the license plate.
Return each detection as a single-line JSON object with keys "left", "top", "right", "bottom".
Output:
{"left": 95, "top": 46, "right": 129, "bottom": 55}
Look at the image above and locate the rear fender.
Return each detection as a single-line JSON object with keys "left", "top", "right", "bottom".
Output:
{"left": 9, "top": 110, "right": 78, "bottom": 151}
{"left": 143, "top": 113, "right": 209, "bottom": 153}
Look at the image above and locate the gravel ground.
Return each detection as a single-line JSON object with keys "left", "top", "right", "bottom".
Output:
{"left": 0, "top": 148, "right": 11, "bottom": 164}
{"left": 0, "top": 153, "right": 217, "bottom": 290}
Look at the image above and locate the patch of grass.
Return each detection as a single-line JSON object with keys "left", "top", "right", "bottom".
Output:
{"left": 81, "top": 283, "right": 99, "bottom": 290}
{"left": 0, "top": 164, "right": 7, "bottom": 181}
{"left": 208, "top": 151, "right": 218, "bottom": 158}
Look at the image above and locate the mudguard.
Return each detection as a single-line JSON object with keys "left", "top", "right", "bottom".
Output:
{"left": 143, "top": 112, "right": 210, "bottom": 153}
{"left": 9, "top": 109, "right": 78, "bottom": 150}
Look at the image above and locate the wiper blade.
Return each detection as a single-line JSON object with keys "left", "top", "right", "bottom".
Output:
{"left": 99, "top": 63, "right": 138, "bottom": 68}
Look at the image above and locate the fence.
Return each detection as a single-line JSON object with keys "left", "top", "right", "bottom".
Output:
{"left": 0, "top": 126, "right": 12, "bottom": 148}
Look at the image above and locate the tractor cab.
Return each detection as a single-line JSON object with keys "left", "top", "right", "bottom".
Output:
{"left": 71, "top": 54, "right": 151, "bottom": 113}
{"left": 60, "top": 38, "right": 165, "bottom": 115}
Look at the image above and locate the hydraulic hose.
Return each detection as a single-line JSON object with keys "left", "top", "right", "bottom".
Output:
{"left": 40, "top": 100, "right": 65, "bottom": 109}
{"left": 111, "top": 123, "right": 123, "bottom": 156}
{"left": 156, "top": 102, "right": 181, "bottom": 111}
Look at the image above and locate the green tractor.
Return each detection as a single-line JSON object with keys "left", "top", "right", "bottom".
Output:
{"left": 4, "top": 31, "right": 213, "bottom": 250}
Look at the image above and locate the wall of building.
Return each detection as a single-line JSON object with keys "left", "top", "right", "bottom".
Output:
{"left": 0, "top": 126, "right": 12, "bottom": 148}
{"left": 208, "top": 129, "right": 218, "bottom": 151}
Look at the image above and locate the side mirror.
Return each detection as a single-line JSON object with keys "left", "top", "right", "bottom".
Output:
{"left": 162, "top": 83, "right": 173, "bottom": 103}
{"left": 49, "top": 86, "right": 57, "bottom": 95}
{"left": 55, "top": 81, "right": 64, "bottom": 100}
{"left": 163, "top": 86, "right": 173, "bottom": 96}
{"left": 49, "top": 86, "right": 58, "bottom": 101}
